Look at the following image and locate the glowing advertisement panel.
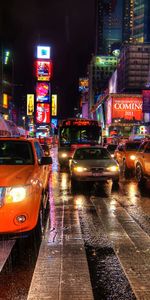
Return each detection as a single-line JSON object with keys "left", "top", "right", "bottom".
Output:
{"left": 27, "top": 94, "right": 34, "bottom": 115}
{"left": 37, "top": 46, "right": 50, "bottom": 59}
{"left": 112, "top": 96, "right": 143, "bottom": 121}
{"left": 51, "top": 94, "right": 57, "bottom": 116}
{"left": 3, "top": 93, "right": 8, "bottom": 108}
{"left": 79, "top": 78, "right": 89, "bottom": 92}
{"left": 36, "top": 103, "right": 50, "bottom": 124}
{"left": 106, "top": 98, "right": 112, "bottom": 125}
{"left": 51, "top": 118, "right": 58, "bottom": 128}
{"left": 36, "top": 82, "right": 50, "bottom": 102}
{"left": 36, "top": 60, "right": 52, "bottom": 81}
{"left": 142, "top": 90, "right": 150, "bottom": 113}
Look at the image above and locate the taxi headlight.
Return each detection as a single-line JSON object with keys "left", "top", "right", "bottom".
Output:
{"left": 130, "top": 155, "right": 136, "bottom": 160}
{"left": 61, "top": 153, "right": 68, "bottom": 158}
{"left": 5, "top": 186, "right": 30, "bottom": 203}
{"left": 73, "top": 166, "right": 87, "bottom": 173}
{"left": 107, "top": 165, "right": 119, "bottom": 172}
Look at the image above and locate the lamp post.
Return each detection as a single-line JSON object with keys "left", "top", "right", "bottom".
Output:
{"left": 22, "top": 116, "right": 26, "bottom": 129}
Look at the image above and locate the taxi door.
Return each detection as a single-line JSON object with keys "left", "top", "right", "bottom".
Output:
{"left": 143, "top": 142, "right": 150, "bottom": 175}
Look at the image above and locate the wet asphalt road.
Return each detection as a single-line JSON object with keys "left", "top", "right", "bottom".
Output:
{"left": 0, "top": 145, "right": 150, "bottom": 299}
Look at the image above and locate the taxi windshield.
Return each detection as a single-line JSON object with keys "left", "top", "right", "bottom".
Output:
{"left": 0, "top": 140, "right": 34, "bottom": 165}
{"left": 126, "top": 142, "right": 141, "bottom": 151}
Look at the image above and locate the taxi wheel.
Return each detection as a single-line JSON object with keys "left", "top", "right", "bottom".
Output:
{"left": 136, "top": 164, "right": 145, "bottom": 185}
{"left": 71, "top": 178, "right": 78, "bottom": 191}
{"left": 122, "top": 160, "right": 129, "bottom": 177}
{"left": 112, "top": 179, "right": 119, "bottom": 189}
{"left": 32, "top": 206, "right": 44, "bottom": 243}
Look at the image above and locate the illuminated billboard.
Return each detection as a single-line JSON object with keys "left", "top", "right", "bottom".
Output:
{"left": 36, "top": 60, "right": 52, "bottom": 81}
{"left": 111, "top": 95, "right": 143, "bottom": 121}
{"left": 79, "top": 78, "right": 89, "bottom": 92}
{"left": 36, "top": 82, "right": 50, "bottom": 102}
{"left": 95, "top": 56, "right": 118, "bottom": 67}
{"left": 51, "top": 94, "right": 57, "bottom": 116}
{"left": 51, "top": 118, "right": 58, "bottom": 128}
{"left": 3, "top": 93, "right": 8, "bottom": 108}
{"left": 37, "top": 46, "right": 50, "bottom": 59}
{"left": 106, "top": 98, "right": 112, "bottom": 125}
{"left": 27, "top": 94, "right": 34, "bottom": 115}
{"left": 36, "top": 103, "right": 50, "bottom": 123}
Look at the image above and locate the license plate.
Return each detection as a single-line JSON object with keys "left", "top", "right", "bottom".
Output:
{"left": 92, "top": 173, "right": 101, "bottom": 176}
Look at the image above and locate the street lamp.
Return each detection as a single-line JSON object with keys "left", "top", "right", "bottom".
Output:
{"left": 22, "top": 116, "right": 26, "bottom": 128}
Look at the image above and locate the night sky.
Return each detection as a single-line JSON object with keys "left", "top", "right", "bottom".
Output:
{"left": 1, "top": 0, "right": 95, "bottom": 118}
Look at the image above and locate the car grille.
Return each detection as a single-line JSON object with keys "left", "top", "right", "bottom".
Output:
{"left": 90, "top": 167, "right": 104, "bottom": 172}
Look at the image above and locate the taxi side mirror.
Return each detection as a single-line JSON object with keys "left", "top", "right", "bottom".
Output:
{"left": 40, "top": 156, "right": 52, "bottom": 165}
{"left": 118, "top": 146, "right": 123, "bottom": 152}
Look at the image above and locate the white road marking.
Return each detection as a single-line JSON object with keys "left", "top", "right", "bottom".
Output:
{"left": 0, "top": 240, "right": 16, "bottom": 271}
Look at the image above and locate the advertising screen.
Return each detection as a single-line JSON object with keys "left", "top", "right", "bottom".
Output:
{"left": 36, "top": 103, "right": 50, "bottom": 123}
{"left": 51, "top": 118, "right": 58, "bottom": 128}
{"left": 36, "top": 60, "right": 52, "bottom": 81}
{"left": 3, "top": 93, "right": 8, "bottom": 108}
{"left": 51, "top": 94, "right": 57, "bottom": 116}
{"left": 106, "top": 98, "right": 112, "bottom": 124}
{"left": 36, "top": 82, "right": 50, "bottom": 102}
{"left": 37, "top": 46, "right": 50, "bottom": 59}
{"left": 112, "top": 96, "right": 143, "bottom": 121}
{"left": 27, "top": 94, "right": 34, "bottom": 115}
{"left": 79, "top": 78, "right": 89, "bottom": 92}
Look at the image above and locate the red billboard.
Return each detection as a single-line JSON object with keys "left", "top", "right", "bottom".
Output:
{"left": 112, "top": 96, "right": 143, "bottom": 121}
{"left": 36, "top": 103, "right": 50, "bottom": 124}
{"left": 36, "top": 60, "right": 52, "bottom": 81}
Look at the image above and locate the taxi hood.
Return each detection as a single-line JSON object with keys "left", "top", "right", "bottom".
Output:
{"left": 0, "top": 165, "right": 36, "bottom": 186}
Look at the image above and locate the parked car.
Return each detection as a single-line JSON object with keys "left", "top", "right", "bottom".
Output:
{"left": 114, "top": 140, "right": 141, "bottom": 176}
{"left": 105, "top": 144, "right": 118, "bottom": 158}
{"left": 69, "top": 146, "right": 120, "bottom": 189}
{"left": 134, "top": 139, "right": 150, "bottom": 185}
{"left": 0, "top": 137, "right": 52, "bottom": 238}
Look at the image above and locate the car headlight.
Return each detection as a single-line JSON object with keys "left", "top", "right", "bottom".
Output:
{"left": 5, "top": 186, "right": 31, "bottom": 203}
{"left": 107, "top": 165, "right": 119, "bottom": 172}
{"left": 61, "top": 153, "right": 68, "bottom": 158}
{"left": 130, "top": 155, "right": 136, "bottom": 160}
{"left": 73, "top": 166, "right": 87, "bottom": 173}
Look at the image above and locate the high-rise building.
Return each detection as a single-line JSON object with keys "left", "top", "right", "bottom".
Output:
{"left": 95, "top": 0, "right": 124, "bottom": 55}
{"left": 122, "top": 0, "right": 134, "bottom": 43}
{"left": 132, "top": 0, "right": 150, "bottom": 43}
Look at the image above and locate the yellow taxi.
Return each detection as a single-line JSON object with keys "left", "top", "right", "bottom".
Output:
{"left": 0, "top": 137, "right": 52, "bottom": 237}
{"left": 114, "top": 140, "right": 141, "bottom": 176}
{"left": 135, "top": 140, "right": 150, "bottom": 185}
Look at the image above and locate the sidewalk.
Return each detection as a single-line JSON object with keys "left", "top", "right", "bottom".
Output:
{"left": 27, "top": 205, "right": 94, "bottom": 300}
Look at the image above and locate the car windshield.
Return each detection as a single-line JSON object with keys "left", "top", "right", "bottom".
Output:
{"left": 0, "top": 140, "right": 34, "bottom": 165}
{"left": 107, "top": 144, "right": 117, "bottom": 152}
{"left": 74, "top": 148, "right": 111, "bottom": 160}
{"left": 125, "top": 142, "right": 141, "bottom": 151}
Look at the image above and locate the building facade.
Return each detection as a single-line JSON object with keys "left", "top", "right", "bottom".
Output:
{"left": 117, "top": 43, "right": 150, "bottom": 93}
{"left": 132, "top": 0, "right": 150, "bottom": 43}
